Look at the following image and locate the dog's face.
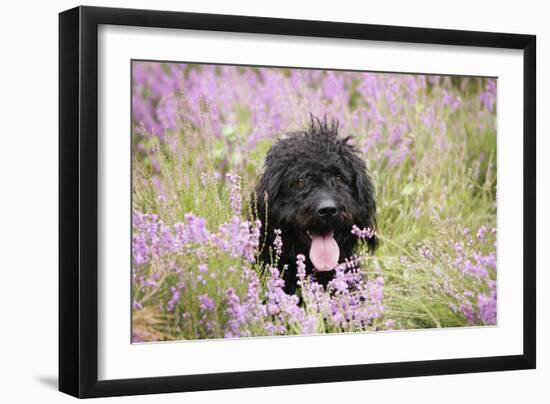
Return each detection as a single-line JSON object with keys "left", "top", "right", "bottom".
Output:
{"left": 254, "top": 119, "right": 376, "bottom": 280}
{"left": 274, "top": 161, "right": 363, "bottom": 271}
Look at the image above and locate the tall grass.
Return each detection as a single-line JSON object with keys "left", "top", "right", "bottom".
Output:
{"left": 131, "top": 63, "right": 497, "bottom": 341}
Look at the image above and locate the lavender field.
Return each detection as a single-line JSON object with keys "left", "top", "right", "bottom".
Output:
{"left": 131, "top": 61, "right": 497, "bottom": 342}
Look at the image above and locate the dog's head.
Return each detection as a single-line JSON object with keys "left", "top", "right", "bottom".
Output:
{"left": 253, "top": 117, "right": 376, "bottom": 274}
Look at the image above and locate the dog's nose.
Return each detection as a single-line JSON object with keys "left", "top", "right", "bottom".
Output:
{"left": 316, "top": 199, "right": 338, "bottom": 217}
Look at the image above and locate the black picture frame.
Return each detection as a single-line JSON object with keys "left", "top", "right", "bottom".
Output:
{"left": 59, "top": 5, "right": 536, "bottom": 398}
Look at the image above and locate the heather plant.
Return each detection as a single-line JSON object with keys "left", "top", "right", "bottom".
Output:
{"left": 131, "top": 62, "right": 497, "bottom": 341}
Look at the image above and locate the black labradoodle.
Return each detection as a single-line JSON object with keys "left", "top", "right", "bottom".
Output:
{"left": 253, "top": 117, "right": 377, "bottom": 295}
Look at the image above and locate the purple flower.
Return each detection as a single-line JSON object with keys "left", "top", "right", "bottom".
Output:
{"left": 323, "top": 72, "right": 346, "bottom": 102}
{"left": 442, "top": 90, "right": 462, "bottom": 112}
{"left": 351, "top": 225, "right": 375, "bottom": 240}
{"left": 223, "top": 288, "right": 246, "bottom": 338}
{"left": 132, "top": 232, "right": 149, "bottom": 266}
{"left": 460, "top": 259, "right": 488, "bottom": 278}
{"left": 477, "top": 293, "right": 496, "bottom": 325}
{"left": 273, "top": 229, "right": 283, "bottom": 258}
{"left": 211, "top": 217, "right": 261, "bottom": 263}
{"left": 183, "top": 213, "right": 210, "bottom": 245}
{"left": 198, "top": 294, "right": 216, "bottom": 312}
{"left": 167, "top": 286, "right": 181, "bottom": 312}
{"left": 263, "top": 265, "right": 315, "bottom": 335}
{"left": 419, "top": 245, "right": 433, "bottom": 260}
{"left": 460, "top": 302, "right": 476, "bottom": 325}
{"left": 296, "top": 254, "right": 306, "bottom": 284}
{"left": 226, "top": 173, "right": 242, "bottom": 216}
{"left": 480, "top": 79, "right": 497, "bottom": 112}
{"left": 478, "top": 280, "right": 497, "bottom": 325}
{"left": 477, "top": 226, "right": 487, "bottom": 241}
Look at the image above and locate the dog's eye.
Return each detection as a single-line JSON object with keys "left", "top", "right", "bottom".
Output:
{"left": 296, "top": 178, "right": 305, "bottom": 188}
{"left": 334, "top": 176, "right": 343, "bottom": 182}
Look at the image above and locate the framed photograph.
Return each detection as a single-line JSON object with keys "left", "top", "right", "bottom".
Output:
{"left": 59, "top": 5, "right": 536, "bottom": 398}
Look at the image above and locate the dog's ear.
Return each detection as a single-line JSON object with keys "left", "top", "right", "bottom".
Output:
{"left": 353, "top": 160, "right": 377, "bottom": 252}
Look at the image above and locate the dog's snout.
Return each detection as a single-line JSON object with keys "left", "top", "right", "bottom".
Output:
{"left": 316, "top": 199, "right": 339, "bottom": 217}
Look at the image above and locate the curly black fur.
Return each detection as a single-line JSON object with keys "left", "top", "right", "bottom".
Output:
{"left": 252, "top": 117, "right": 377, "bottom": 295}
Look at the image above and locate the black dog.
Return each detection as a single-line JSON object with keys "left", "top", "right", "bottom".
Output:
{"left": 252, "top": 117, "right": 377, "bottom": 295}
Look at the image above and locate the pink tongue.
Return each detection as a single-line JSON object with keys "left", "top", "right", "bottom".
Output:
{"left": 309, "top": 232, "right": 340, "bottom": 272}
